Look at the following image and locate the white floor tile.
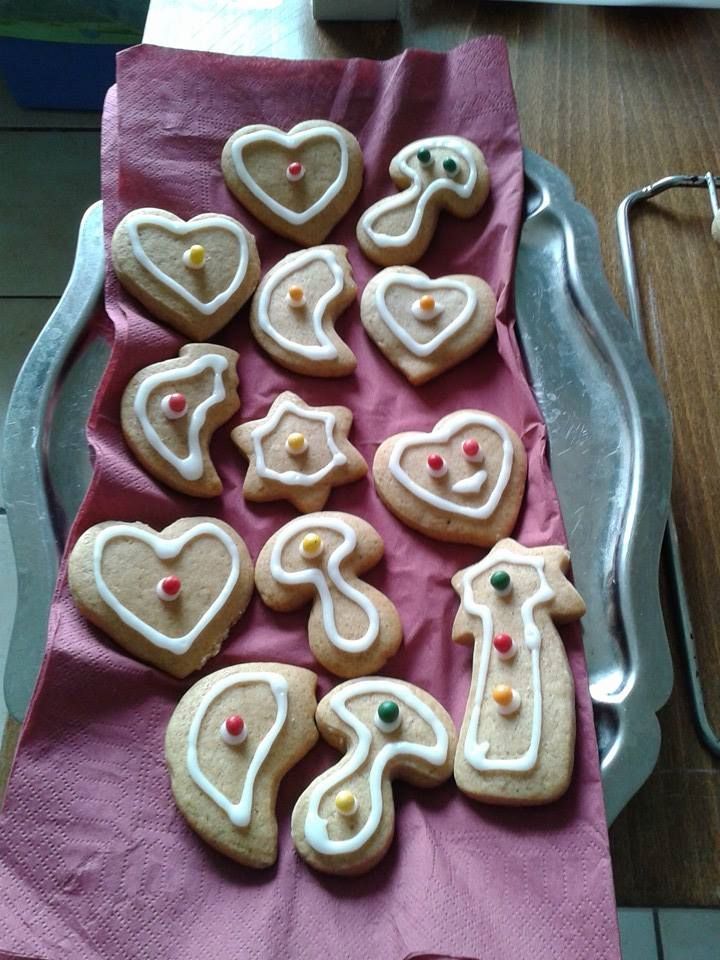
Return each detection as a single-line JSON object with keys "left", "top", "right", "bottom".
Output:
{"left": 618, "top": 909, "right": 659, "bottom": 960}
{"left": 658, "top": 909, "right": 720, "bottom": 959}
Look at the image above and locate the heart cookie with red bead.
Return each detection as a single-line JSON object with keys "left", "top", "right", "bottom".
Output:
{"left": 111, "top": 208, "right": 261, "bottom": 339}
{"left": 121, "top": 343, "right": 240, "bottom": 498}
{"left": 221, "top": 120, "right": 364, "bottom": 246}
{"left": 373, "top": 410, "right": 527, "bottom": 545}
{"left": 452, "top": 539, "right": 586, "bottom": 804}
{"left": 68, "top": 518, "right": 254, "bottom": 678}
{"left": 165, "top": 662, "right": 318, "bottom": 867}
{"left": 291, "top": 677, "right": 456, "bottom": 875}
{"left": 361, "top": 266, "right": 497, "bottom": 385}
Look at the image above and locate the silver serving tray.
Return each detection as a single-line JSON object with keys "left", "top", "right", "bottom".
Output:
{"left": 1, "top": 150, "right": 673, "bottom": 824}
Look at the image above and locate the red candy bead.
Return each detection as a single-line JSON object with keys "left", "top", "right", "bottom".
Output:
{"left": 225, "top": 715, "right": 244, "bottom": 737}
{"left": 287, "top": 161, "right": 303, "bottom": 178}
{"left": 427, "top": 453, "right": 445, "bottom": 471}
{"left": 493, "top": 633, "right": 513, "bottom": 654}
{"left": 168, "top": 393, "right": 187, "bottom": 414}
{"left": 462, "top": 437, "right": 479, "bottom": 457}
{"left": 160, "top": 575, "right": 182, "bottom": 597}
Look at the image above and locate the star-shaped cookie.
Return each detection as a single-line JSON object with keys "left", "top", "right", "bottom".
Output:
{"left": 231, "top": 391, "right": 367, "bottom": 512}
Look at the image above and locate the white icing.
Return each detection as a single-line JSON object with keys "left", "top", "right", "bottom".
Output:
{"left": 270, "top": 516, "right": 379, "bottom": 654}
{"left": 220, "top": 719, "right": 248, "bottom": 746}
{"left": 133, "top": 354, "right": 229, "bottom": 482}
{"left": 389, "top": 412, "right": 514, "bottom": 519}
{"left": 156, "top": 578, "right": 181, "bottom": 601}
{"left": 411, "top": 297, "right": 443, "bottom": 321}
{"left": 125, "top": 214, "right": 249, "bottom": 315}
{"left": 257, "top": 249, "right": 345, "bottom": 360}
{"left": 187, "top": 672, "right": 287, "bottom": 826}
{"left": 374, "top": 713, "right": 401, "bottom": 734}
{"left": 360, "top": 137, "right": 479, "bottom": 249}
{"left": 303, "top": 679, "right": 448, "bottom": 856}
{"left": 451, "top": 470, "right": 487, "bottom": 494}
{"left": 496, "top": 689, "right": 521, "bottom": 716}
{"left": 182, "top": 247, "right": 205, "bottom": 270}
{"left": 375, "top": 272, "right": 477, "bottom": 358}
{"left": 460, "top": 551, "right": 554, "bottom": 771}
{"left": 231, "top": 126, "right": 349, "bottom": 225}
{"left": 92, "top": 522, "right": 240, "bottom": 654}
{"left": 160, "top": 394, "right": 187, "bottom": 420}
{"left": 251, "top": 400, "right": 346, "bottom": 486}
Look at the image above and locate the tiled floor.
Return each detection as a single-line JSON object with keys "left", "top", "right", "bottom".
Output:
{"left": 1, "top": 74, "right": 718, "bottom": 960}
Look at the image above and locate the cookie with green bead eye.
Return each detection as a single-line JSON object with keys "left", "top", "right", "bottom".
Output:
{"left": 356, "top": 135, "right": 490, "bottom": 266}
{"left": 291, "top": 676, "right": 457, "bottom": 875}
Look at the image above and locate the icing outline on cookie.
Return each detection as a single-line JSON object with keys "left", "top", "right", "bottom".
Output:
{"left": 269, "top": 515, "right": 380, "bottom": 653}
{"left": 303, "top": 679, "right": 448, "bottom": 855}
{"left": 257, "top": 249, "right": 345, "bottom": 360}
{"left": 251, "top": 400, "right": 347, "bottom": 486}
{"left": 359, "top": 137, "right": 478, "bottom": 249}
{"left": 125, "top": 214, "right": 250, "bottom": 315}
{"left": 133, "top": 354, "right": 230, "bottom": 481}
{"left": 375, "top": 272, "right": 478, "bottom": 358}
{"left": 230, "top": 127, "right": 349, "bottom": 226}
{"left": 389, "top": 412, "right": 514, "bottom": 519}
{"left": 186, "top": 672, "right": 288, "bottom": 826}
{"left": 92, "top": 523, "right": 241, "bottom": 654}
{"left": 460, "top": 551, "right": 553, "bottom": 771}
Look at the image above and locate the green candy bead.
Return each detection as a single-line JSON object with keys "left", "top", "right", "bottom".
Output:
{"left": 377, "top": 700, "right": 400, "bottom": 724}
{"left": 417, "top": 147, "right": 432, "bottom": 165}
{"left": 442, "top": 156, "right": 458, "bottom": 175}
{"left": 490, "top": 570, "right": 511, "bottom": 593}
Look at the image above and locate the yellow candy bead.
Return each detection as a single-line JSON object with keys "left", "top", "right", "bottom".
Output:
{"left": 335, "top": 790, "right": 358, "bottom": 816}
{"left": 188, "top": 244, "right": 205, "bottom": 266}
{"left": 286, "top": 432, "right": 306, "bottom": 453}
{"left": 300, "top": 533, "right": 323, "bottom": 558}
{"left": 288, "top": 284, "right": 304, "bottom": 302}
{"left": 492, "top": 684, "right": 513, "bottom": 707}
{"left": 419, "top": 294, "right": 435, "bottom": 312}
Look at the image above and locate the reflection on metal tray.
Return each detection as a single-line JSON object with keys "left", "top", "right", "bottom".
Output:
{"left": 1, "top": 150, "right": 674, "bottom": 824}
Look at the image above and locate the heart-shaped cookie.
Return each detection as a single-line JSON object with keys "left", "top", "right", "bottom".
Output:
{"left": 111, "top": 208, "right": 260, "bottom": 340}
{"left": 68, "top": 518, "right": 254, "bottom": 677}
{"left": 361, "top": 266, "right": 496, "bottom": 384}
{"left": 121, "top": 344, "right": 240, "bottom": 498}
{"left": 221, "top": 121, "right": 364, "bottom": 246}
{"left": 373, "top": 410, "right": 527, "bottom": 545}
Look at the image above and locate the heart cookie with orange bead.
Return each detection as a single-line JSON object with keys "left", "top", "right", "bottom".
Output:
{"left": 361, "top": 266, "right": 496, "bottom": 385}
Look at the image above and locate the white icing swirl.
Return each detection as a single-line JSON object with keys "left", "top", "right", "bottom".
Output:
{"left": 251, "top": 400, "right": 347, "bottom": 487}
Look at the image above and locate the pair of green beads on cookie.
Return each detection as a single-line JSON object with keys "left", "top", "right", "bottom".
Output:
{"left": 416, "top": 146, "right": 459, "bottom": 177}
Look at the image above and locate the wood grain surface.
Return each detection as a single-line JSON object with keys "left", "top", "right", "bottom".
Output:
{"left": 4, "top": 0, "right": 717, "bottom": 907}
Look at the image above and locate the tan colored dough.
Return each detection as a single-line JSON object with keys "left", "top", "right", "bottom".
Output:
{"left": 451, "top": 539, "right": 586, "bottom": 804}
{"left": 373, "top": 410, "right": 527, "bottom": 546}
{"left": 222, "top": 120, "right": 363, "bottom": 246}
{"left": 111, "top": 208, "right": 260, "bottom": 339}
{"left": 121, "top": 343, "right": 239, "bottom": 498}
{"left": 166, "top": 662, "right": 318, "bottom": 867}
{"left": 291, "top": 677, "right": 456, "bottom": 875}
{"left": 68, "top": 518, "right": 254, "bottom": 678}
{"left": 232, "top": 390, "right": 367, "bottom": 513}
{"left": 250, "top": 245, "right": 357, "bottom": 377}
{"left": 255, "top": 511, "right": 402, "bottom": 677}
{"left": 361, "top": 266, "right": 496, "bottom": 385}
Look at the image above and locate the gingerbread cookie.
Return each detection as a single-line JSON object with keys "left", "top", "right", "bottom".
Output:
{"left": 231, "top": 391, "right": 367, "bottom": 513}
{"left": 373, "top": 410, "right": 527, "bottom": 546}
{"left": 255, "top": 512, "right": 402, "bottom": 677}
{"left": 111, "top": 208, "right": 260, "bottom": 339}
{"left": 291, "top": 677, "right": 456, "bottom": 875}
{"left": 451, "top": 539, "right": 586, "bottom": 805}
{"left": 68, "top": 518, "right": 254, "bottom": 678}
{"left": 222, "top": 121, "right": 363, "bottom": 246}
{"left": 250, "top": 245, "right": 357, "bottom": 377}
{"left": 121, "top": 343, "right": 239, "bottom": 498}
{"left": 356, "top": 136, "right": 490, "bottom": 266}
{"left": 166, "top": 662, "right": 318, "bottom": 867}
{"left": 361, "top": 266, "right": 496, "bottom": 385}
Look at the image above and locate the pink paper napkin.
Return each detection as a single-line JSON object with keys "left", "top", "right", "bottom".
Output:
{"left": 0, "top": 40, "right": 620, "bottom": 960}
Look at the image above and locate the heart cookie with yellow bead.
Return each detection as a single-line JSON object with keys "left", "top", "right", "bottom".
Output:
{"left": 361, "top": 266, "right": 497, "bottom": 385}
{"left": 111, "top": 208, "right": 261, "bottom": 340}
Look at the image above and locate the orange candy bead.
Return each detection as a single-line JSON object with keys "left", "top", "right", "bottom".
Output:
{"left": 288, "top": 284, "right": 304, "bottom": 302}
{"left": 419, "top": 294, "right": 435, "bottom": 312}
{"left": 492, "top": 684, "right": 513, "bottom": 707}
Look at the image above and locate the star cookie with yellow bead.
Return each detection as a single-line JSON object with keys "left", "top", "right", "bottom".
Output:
{"left": 255, "top": 511, "right": 402, "bottom": 677}
{"left": 361, "top": 266, "right": 497, "bottom": 385}
{"left": 249, "top": 245, "right": 357, "bottom": 377}
{"left": 111, "top": 208, "right": 261, "bottom": 340}
{"left": 231, "top": 391, "right": 367, "bottom": 513}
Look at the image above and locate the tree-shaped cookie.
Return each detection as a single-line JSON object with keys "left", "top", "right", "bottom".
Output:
{"left": 356, "top": 135, "right": 490, "bottom": 266}
{"left": 255, "top": 512, "right": 402, "bottom": 677}
{"left": 451, "top": 539, "right": 586, "bottom": 804}
{"left": 292, "top": 677, "right": 456, "bottom": 875}
{"left": 232, "top": 391, "right": 367, "bottom": 512}
{"left": 166, "top": 662, "right": 318, "bottom": 867}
